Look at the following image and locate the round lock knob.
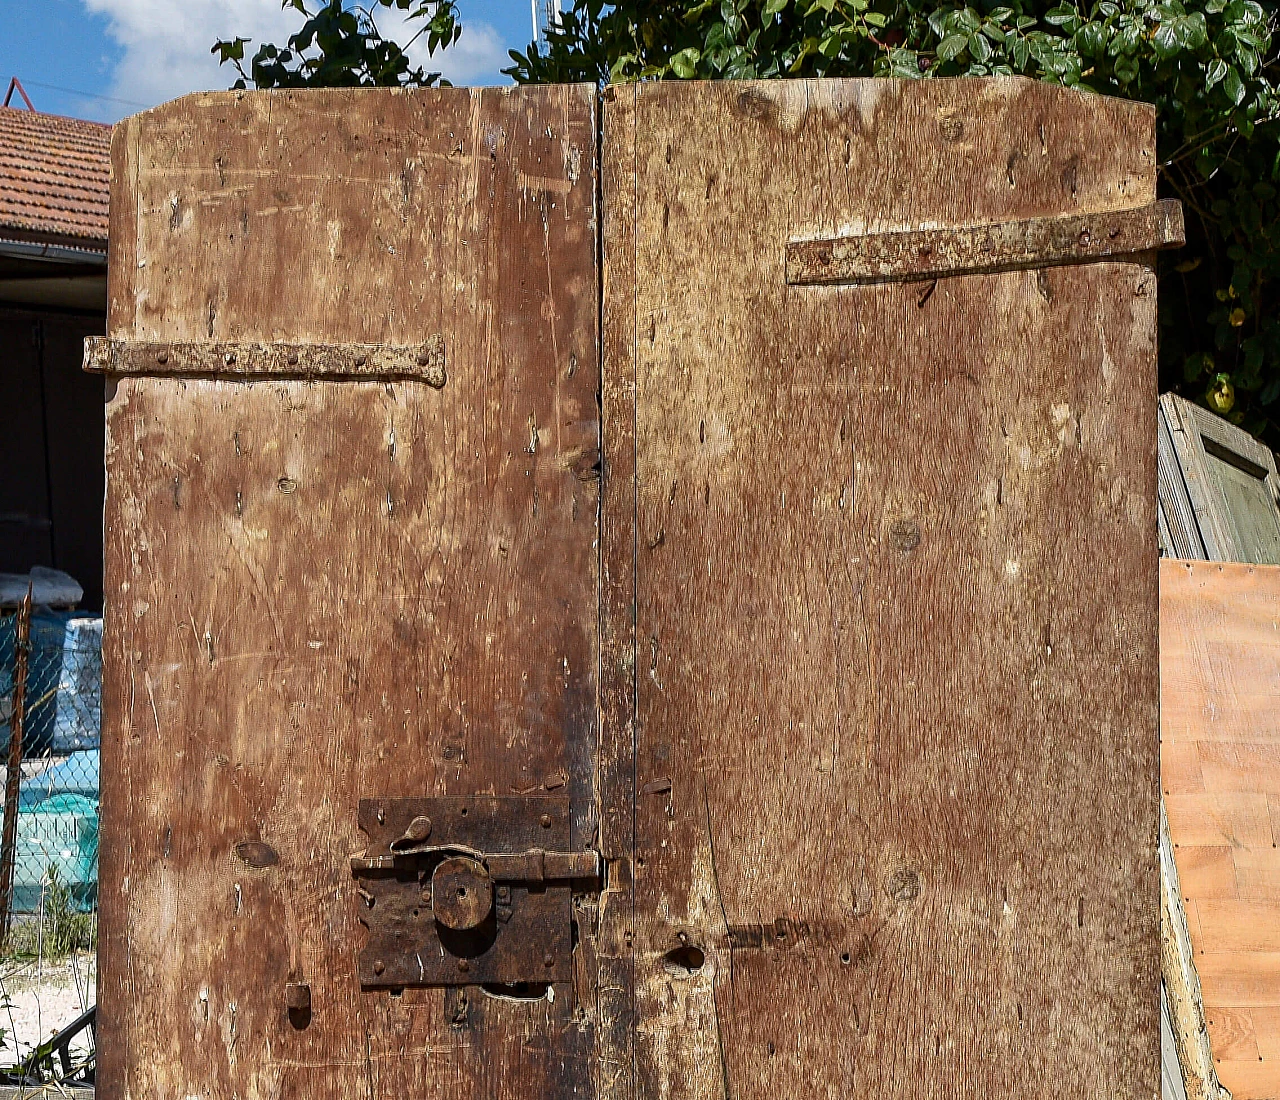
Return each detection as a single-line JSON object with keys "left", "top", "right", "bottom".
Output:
{"left": 431, "top": 856, "right": 494, "bottom": 930}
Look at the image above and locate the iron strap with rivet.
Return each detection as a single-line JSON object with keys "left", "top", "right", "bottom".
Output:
{"left": 785, "top": 198, "right": 1184, "bottom": 287}
{"left": 83, "top": 336, "right": 448, "bottom": 386}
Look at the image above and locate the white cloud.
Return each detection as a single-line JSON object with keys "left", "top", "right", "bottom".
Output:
{"left": 79, "top": 0, "right": 510, "bottom": 119}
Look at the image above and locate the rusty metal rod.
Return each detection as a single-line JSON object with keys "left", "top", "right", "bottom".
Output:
{"left": 0, "top": 586, "right": 32, "bottom": 941}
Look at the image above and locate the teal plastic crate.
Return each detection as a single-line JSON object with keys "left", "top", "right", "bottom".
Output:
{"left": 11, "top": 793, "right": 99, "bottom": 914}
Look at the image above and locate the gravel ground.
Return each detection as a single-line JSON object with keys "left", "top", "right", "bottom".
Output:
{"left": 0, "top": 954, "right": 95, "bottom": 1065}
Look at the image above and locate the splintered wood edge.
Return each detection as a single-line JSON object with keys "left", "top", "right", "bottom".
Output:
{"left": 83, "top": 336, "right": 448, "bottom": 387}
{"left": 1160, "top": 799, "right": 1230, "bottom": 1100}
{"left": 786, "top": 198, "right": 1184, "bottom": 286}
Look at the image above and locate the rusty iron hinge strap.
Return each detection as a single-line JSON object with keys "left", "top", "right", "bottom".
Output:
{"left": 83, "top": 336, "right": 447, "bottom": 386}
{"left": 785, "top": 198, "right": 1184, "bottom": 287}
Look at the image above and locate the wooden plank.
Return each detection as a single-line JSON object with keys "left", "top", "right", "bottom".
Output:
{"left": 1163, "top": 559, "right": 1280, "bottom": 1098}
{"left": 1163, "top": 741, "right": 1205, "bottom": 795}
{"left": 1158, "top": 399, "right": 1209, "bottom": 561}
{"left": 85, "top": 336, "right": 447, "bottom": 385}
{"left": 1199, "top": 743, "right": 1280, "bottom": 792}
{"left": 594, "top": 82, "right": 639, "bottom": 1100}
{"left": 1163, "top": 807, "right": 1226, "bottom": 1100}
{"left": 1161, "top": 562, "right": 1280, "bottom": 745}
{"left": 1205, "top": 1008, "right": 1261, "bottom": 1062}
{"left": 786, "top": 198, "right": 1182, "bottom": 285}
{"left": 1197, "top": 900, "right": 1280, "bottom": 954}
{"left": 611, "top": 77, "right": 1159, "bottom": 1100}
{"left": 1196, "top": 954, "right": 1280, "bottom": 1006}
{"left": 99, "top": 86, "right": 601, "bottom": 1100}
{"left": 1211, "top": 1059, "right": 1277, "bottom": 1100}
{"left": 1242, "top": 1007, "right": 1280, "bottom": 1059}
{"left": 0, "top": 1088, "right": 94, "bottom": 1100}
{"left": 1160, "top": 395, "right": 1280, "bottom": 565}
{"left": 1234, "top": 848, "right": 1280, "bottom": 901}
{"left": 1165, "top": 793, "right": 1274, "bottom": 849}
{"left": 1174, "top": 848, "right": 1236, "bottom": 901}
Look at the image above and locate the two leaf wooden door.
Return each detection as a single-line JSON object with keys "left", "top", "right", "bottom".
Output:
{"left": 98, "top": 80, "right": 1163, "bottom": 1100}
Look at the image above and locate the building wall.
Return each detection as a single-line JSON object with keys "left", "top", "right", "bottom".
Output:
{"left": 0, "top": 305, "right": 105, "bottom": 610}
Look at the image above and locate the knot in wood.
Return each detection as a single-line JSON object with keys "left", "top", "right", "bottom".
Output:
{"left": 885, "top": 868, "right": 921, "bottom": 904}
{"left": 888, "top": 519, "right": 922, "bottom": 553}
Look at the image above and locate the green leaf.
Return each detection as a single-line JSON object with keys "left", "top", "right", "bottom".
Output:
{"left": 1076, "top": 22, "right": 1106, "bottom": 55}
{"left": 1223, "top": 65, "right": 1245, "bottom": 104}
{"left": 864, "top": 11, "right": 887, "bottom": 26}
{"left": 937, "top": 33, "right": 968, "bottom": 60}
{"left": 764, "top": 0, "right": 788, "bottom": 14}
{"left": 1178, "top": 13, "right": 1208, "bottom": 48}
{"left": 212, "top": 37, "right": 249, "bottom": 63}
{"left": 1152, "top": 22, "right": 1181, "bottom": 58}
{"left": 969, "top": 31, "right": 993, "bottom": 61}
{"left": 670, "top": 46, "right": 701, "bottom": 77}
{"left": 1044, "top": 5, "right": 1077, "bottom": 26}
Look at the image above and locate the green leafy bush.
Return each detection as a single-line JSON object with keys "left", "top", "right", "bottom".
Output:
{"left": 220, "top": 0, "right": 1280, "bottom": 445}
{"left": 214, "top": 0, "right": 461, "bottom": 88}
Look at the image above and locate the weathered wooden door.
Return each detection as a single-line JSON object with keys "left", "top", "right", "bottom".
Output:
{"left": 598, "top": 78, "right": 1167, "bottom": 1100}
{"left": 96, "top": 86, "right": 603, "bottom": 1099}
{"left": 96, "top": 79, "right": 1166, "bottom": 1100}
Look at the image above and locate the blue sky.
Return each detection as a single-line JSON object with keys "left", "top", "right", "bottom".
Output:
{"left": 0, "top": 0, "right": 536, "bottom": 123}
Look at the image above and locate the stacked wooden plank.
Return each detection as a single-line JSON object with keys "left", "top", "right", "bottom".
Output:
{"left": 1163, "top": 559, "right": 1280, "bottom": 1099}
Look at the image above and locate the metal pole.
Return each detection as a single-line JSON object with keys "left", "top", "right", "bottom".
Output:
{"left": 0, "top": 586, "right": 32, "bottom": 941}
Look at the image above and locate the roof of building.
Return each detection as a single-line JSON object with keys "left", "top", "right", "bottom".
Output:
{"left": 0, "top": 106, "right": 110, "bottom": 249}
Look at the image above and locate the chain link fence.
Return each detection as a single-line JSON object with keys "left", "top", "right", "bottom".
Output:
{"left": 0, "top": 600, "right": 99, "bottom": 1085}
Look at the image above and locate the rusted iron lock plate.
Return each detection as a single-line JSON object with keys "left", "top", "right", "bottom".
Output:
{"left": 350, "top": 796, "right": 598, "bottom": 987}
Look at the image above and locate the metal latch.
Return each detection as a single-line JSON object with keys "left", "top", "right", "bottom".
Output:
{"left": 350, "top": 796, "right": 599, "bottom": 987}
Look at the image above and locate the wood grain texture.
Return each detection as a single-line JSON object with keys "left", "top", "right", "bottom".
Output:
{"left": 1173, "top": 847, "right": 1237, "bottom": 901}
{"left": 607, "top": 77, "right": 1159, "bottom": 1100}
{"left": 99, "top": 86, "right": 600, "bottom": 1100}
{"left": 1162, "top": 559, "right": 1280, "bottom": 1098}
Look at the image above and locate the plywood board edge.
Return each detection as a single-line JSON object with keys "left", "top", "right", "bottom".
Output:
{"left": 1163, "top": 800, "right": 1234, "bottom": 1100}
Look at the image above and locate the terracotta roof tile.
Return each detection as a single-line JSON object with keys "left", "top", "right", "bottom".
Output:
{"left": 0, "top": 106, "right": 110, "bottom": 247}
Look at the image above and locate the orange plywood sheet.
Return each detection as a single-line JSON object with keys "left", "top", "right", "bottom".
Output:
{"left": 1162, "top": 559, "right": 1280, "bottom": 1098}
